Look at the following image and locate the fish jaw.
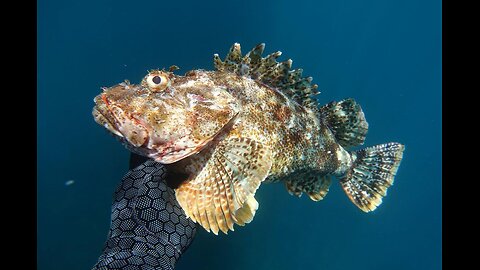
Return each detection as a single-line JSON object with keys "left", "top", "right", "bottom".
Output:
{"left": 93, "top": 92, "right": 150, "bottom": 148}
{"left": 94, "top": 94, "right": 234, "bottom": 164}
{"left": 92, "top": 106, "right": 124, "bottom": 138}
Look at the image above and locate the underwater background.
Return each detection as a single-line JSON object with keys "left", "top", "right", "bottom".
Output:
{"left": 37, "top": 0, "right": 441, "bottom": 269}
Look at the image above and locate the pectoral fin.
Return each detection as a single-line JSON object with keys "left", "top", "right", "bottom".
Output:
{"left": 175, "top": 137, "right": 272, "bottom": 234}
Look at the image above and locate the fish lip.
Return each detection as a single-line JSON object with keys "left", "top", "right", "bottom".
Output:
{"left": 93, "top": 94, "right": 151, "bottom": 146}
{"left": 92, "top": 104, "right": 124, "bottom": 138}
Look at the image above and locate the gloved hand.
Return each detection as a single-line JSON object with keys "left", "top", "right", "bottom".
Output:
{"left": 92, "top": 156, "right": 197, "bottom": 270}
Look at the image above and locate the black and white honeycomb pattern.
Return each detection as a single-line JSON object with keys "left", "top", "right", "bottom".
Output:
{"left": 92, "top": 159, "right": 197, "bottom": 270}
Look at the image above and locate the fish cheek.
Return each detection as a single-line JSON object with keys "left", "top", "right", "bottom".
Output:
{"left": 126, "top": 129, "right": 148, "bottom": 147}
{"left": 119, "top": 118, "right": 149, "bottom": 147}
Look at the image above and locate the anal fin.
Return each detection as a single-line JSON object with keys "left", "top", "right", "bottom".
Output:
{"left": 307, "top": 176, "right": 332, "bottom": 201}
{"left": 320, "top": 98, "right": 369, "bottom": 148}
{"left": 284, "top": 171, "right": 332, "bottom": 201}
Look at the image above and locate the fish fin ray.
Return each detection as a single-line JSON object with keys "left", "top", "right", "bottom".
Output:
{"left": 284, "top": 171, "right": 332, "bottom": 201}
{"left": 176, "top": 137, "right": 272, "bottom": 234}
{"left": 213, "top": 42, "right": 319, "bottom": 110}
{"left": 320, "top": 98, "right": 369, "bottom": 148}
{"left": 340, "top": 143, "right": 405, "bottom": 212}
{"left": 307, "top": 176, "right": 332, "bottom": 201}
{"left": 234, "top": 195, "right": 259, "bottom": 226}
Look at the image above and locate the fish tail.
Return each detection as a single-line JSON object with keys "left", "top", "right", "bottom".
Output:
{"left": 340, "top": 143, "right": 405, "bottom": 212}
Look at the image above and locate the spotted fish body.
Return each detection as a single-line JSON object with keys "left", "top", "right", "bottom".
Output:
{"left": 93, "top": 43, "right": 405, "bottom": 235}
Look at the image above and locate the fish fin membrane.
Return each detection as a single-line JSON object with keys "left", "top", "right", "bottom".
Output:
{"left": 234, "top": 195, "right": 259, "bottom": 226}
{"left": 284, "top": 172, "right": 332, "bottom": 201}
{"left": 320, "top": 98, "right": 369, "bottom": 148}
{"left": 213, "top": 43, "right": 319, "bottom": 110}
{"left": 307, "top": 176, "right": 332, "bottom": 201}
{"left": 175, "top": 137, "right": 272, "bottom": 235}
{"left": 340, "top": 143, "right": 405, "bottom": 212}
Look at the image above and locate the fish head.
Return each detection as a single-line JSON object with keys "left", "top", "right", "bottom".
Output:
{"left": 93, "top": 69, "right": 240, "bottom": 164}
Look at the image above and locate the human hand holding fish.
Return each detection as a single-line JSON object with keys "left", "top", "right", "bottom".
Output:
{"left": 92, "top": 156, "right": 197, "bottom": 270}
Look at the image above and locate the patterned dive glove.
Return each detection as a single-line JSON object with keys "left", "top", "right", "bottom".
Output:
{"left": 92, "top": 158, "right": 197, "bottom": 270}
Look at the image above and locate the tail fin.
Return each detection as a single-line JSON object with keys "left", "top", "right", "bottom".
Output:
{"left": 340, "top": 142, "right": 405, "bottom": 212}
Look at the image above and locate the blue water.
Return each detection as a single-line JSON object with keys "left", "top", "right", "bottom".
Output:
{"left": 38, "top": 0, "right": 441, "bottom": 269}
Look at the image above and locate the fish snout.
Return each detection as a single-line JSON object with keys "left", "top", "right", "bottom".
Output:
{"left": 94, "top": 94, "right": 150, "bottom": 147}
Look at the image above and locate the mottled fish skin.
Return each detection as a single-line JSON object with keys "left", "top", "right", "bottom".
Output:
{"left": 93, "top": 43, "right": 405, "bottom": 234}
{"left": 93, "top": 72, "right": 241, "bottom": 164}
{"left": 183, "top": 70, "right": 345, "bottom": 180}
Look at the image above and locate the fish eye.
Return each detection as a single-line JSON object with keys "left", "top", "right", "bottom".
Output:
{"left": 152, "top": 76, "right": 162, "bottom": 84}
{"left": 146, "top": 72, "right": 169, "bottom": 91}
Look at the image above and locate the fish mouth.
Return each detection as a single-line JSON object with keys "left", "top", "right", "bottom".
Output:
{"left": 92, "top": 92, "right": 194, "bottom": 163}
{"left": 93, "top": 93, "right": 150, "bottom": 148}
{"left": 92, "top": 82, "right": 239, "bottom": 164}
{"left": 92, "top": 105, "right": 124, "bottom": 138}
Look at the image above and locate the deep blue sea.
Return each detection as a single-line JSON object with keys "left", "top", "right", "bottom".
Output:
{"left": 38, "top": 0, "right": 441, "bottom": 269}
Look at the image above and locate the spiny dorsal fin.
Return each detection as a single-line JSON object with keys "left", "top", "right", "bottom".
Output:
{"left": 175, "top": 137, "right": 272, "bottom": 234}
{"left": 213, "top": 43, "right": 320, "bottom": 110}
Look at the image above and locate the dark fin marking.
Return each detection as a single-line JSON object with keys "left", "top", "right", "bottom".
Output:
{"left": 340, "top": 143, "right": 405, "bottom": 212}
{"left": 213, "top": 43, "right": 320, "bottom": 110}
{"left": 284, "top": 171, "right": 332, "bottom": 201}
{"left": 307, "top": 176, "right": 332, "bottom": 201}
{"left": 320, "top": 98, "right": 369, "bottom": 148}
{"left": 175, "top": 137, "right": 272, "bottom": 234}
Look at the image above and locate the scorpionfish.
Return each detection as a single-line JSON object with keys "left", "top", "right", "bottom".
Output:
{"left": 93, "top": 43, "right": 405, "bottom": 234}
